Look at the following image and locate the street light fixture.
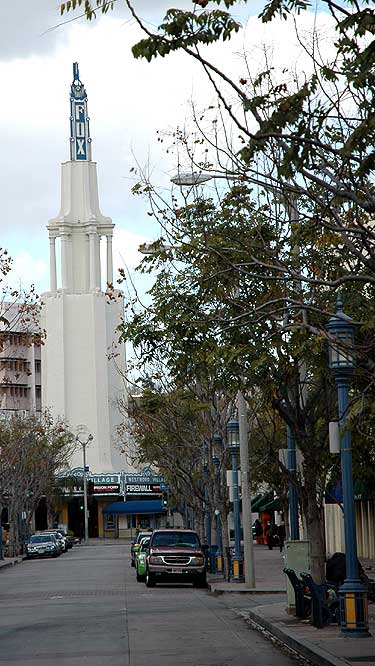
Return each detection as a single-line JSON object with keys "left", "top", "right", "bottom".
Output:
{"left": 171, "top": 171, "right": 214, "bottom": 186}
{"left": 76, "top": 433, "right": 93, "bottom": 544}
{"left": 227, "top": 418, "right": 243, "bottom": 582}
{"left": 327, "top": 292, "right": 369, "bottom": 637}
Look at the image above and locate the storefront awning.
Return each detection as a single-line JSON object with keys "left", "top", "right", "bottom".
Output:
{"left": 102, "top": 500, "right": 166, "bottom": 515}
{"left": 252, "top": 492, "right": 273, "bottom": 512}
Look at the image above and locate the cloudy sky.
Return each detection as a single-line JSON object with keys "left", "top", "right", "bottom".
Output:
{"left": 0, "top": 1, "right": 333, "bottom": 300}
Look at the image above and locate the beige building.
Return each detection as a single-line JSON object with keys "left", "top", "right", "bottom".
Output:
{"left": 0, "top": 306, "right": 41, "bottom": 415}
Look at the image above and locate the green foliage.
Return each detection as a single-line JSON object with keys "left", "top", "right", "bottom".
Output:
{"left": 60, "top": 0, "right": 114, "bottom": 20}
{"left": 132, "top": 9, "right": 241, "bottom": 62}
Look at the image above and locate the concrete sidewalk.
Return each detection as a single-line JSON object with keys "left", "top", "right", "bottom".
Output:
{"left": 208, "top": 545, "right": 375, "bottom": 666}
{"left": 0, "top": 555, "right": 24, "bottom": 571}
{"left": 208, "top": 545, "right": 287, "bottom": 594}
{"left": 241, "top": 601, "right": 375, "bottom": 666}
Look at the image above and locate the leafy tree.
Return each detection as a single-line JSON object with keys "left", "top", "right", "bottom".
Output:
{"left": 60, "top": 0, "right": 375, "bottom": 576}
{"left": 0, "top": 413, "right": 76, "bottom": 554}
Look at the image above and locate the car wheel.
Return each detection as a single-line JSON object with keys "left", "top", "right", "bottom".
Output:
{"left": 193, "top": 573, "right": 207, "bottom": 588}
{"left": 145, "top": 569, "right": 156, "bottom": 587}
{"left": 136, "top": 570, "right": 145, "bottom": 583}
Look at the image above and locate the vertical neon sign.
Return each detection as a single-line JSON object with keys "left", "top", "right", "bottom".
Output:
{"left": 70, "top": 63, "right": 92, "bottom": 161}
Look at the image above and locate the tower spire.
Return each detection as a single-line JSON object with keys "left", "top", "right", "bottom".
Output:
{"left": 69, "top": 62, "right": 92, "bottom": 161}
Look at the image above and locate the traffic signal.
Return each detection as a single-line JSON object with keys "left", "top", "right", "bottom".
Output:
{"left": 162, "top": 492, "right": 169, "bottom": 507}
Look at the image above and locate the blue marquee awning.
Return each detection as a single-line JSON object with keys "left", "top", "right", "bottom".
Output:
{"left": 102, "top": 500, "right": 166, "bottom": 515}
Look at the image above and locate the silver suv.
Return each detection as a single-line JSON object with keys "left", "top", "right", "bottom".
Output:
{"left": 145, "top": 529, "right": 206, "bottom": 588}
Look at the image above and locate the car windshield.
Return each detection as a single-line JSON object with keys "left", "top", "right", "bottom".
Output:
{"left": 30, "top": 535, "right": 55, "bottom": 544}
{"left": 152, "top": 532, "right": 200, "bottom": 548}
{"left": 140, "top": 539, "right": 150, "bottom": 552}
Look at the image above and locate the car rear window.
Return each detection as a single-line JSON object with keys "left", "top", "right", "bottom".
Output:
{"left": 152, "top": 532, "right": 200, "bottom": 548}
{"left": 136, "top": 532, "right": 151, "bottom": 543}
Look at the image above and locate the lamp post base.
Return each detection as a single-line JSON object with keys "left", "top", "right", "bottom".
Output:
{"left": 216, "top": 551, "right": 223, "bottom": 573}
{"left": 232, "top": 557, "right": 244, "bottom": 583}
{"left": 340, "top": 582, "right": 370, "bottom": 637}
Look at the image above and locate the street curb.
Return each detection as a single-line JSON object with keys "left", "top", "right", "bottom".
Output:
{"left": 243, "top": 606, "right": 351, "bottom": 666}
{"left": 207, "top": 582, "right": 286, "bottom": 595}
{"left": 0, "top": 557, "right": 24, "bottom": 572}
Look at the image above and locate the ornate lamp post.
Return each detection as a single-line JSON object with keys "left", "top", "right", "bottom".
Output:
{"left": 76, "top": 433, "right": 93, "bottom": 544}
{"left": 213, "top": 433, "right": 223, "bottom": 574}
{"left": 227, "top": 418, "right": 243, "bottom": 582}
{"left": 327, "top": 293, "right": 369, "bottom": 636}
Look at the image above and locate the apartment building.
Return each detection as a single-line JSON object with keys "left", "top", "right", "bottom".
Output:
{"left": 0, "top": 305, "right": 41, "bottom": 416}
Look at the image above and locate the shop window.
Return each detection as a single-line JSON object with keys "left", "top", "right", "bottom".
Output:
{"left": 104, "top": 514, "right": 115, "bottom": 530}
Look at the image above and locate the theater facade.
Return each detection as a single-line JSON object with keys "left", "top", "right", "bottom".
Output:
{"left": 55, "top": 468, "right": 171, "bottom": 539}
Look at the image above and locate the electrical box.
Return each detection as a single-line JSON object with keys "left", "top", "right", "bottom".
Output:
{"left": 329, "top": 421, "right": 340, "bottom": 454}
{"left": 284, "top": 540, "right": 310, "bottom": 614}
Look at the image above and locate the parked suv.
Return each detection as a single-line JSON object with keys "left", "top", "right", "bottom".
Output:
{"left": 145, "top": 529, "right": 206, "bottom": 588}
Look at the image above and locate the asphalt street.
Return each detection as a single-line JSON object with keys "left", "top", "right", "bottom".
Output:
{"left": 0, "top": 543, "right": 297, "bottom": 666}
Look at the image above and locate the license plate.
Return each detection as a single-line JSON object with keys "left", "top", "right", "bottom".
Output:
{"left": 171, "top": 568, "right": 182, "bottom": 574}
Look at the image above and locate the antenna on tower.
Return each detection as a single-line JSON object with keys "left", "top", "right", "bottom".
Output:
{"left": 73, "top": 62, "right": 80, "bottom": 83}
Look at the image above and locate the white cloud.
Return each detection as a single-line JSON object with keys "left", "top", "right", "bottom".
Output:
{"left": 5, "top": 250, "right": 48, "bottom": 294}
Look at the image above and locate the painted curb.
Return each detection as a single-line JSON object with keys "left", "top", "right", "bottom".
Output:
{"left": 245, "top": 606, "right": 351, "bottom": 666}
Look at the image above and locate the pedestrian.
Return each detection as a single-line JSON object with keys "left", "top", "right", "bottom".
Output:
{"left": 79, "top": 522, "right": 84, "bottom": 544}
{"left": 265, "top": 521, "right": 274, "bottom": 550}
{"left": 253, "top": 519, "right": 262, "bottom": 544}
{"left": 277, "top": 521, "right": 286, "bottom": 552}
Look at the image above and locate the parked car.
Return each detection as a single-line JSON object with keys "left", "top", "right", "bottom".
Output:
{"left": 54, "top": 529, "right": 74, "bottom": 549}
{"left": 145, "top": 529, "right": 206, "bottom": 588}
{"left": 26, "top": 534, "right": 60, "bottom": 559}
{"left": 135, "top": 537, "right": 151, "bottom": 582}
{"left": 131, "top": 531, "right": 153, "bottom": 567}
{"left": 37, "top": 531, "right": 67, "bottom": 553}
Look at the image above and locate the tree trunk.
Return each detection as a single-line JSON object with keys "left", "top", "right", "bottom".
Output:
{"left": 303, "top": 485, "right": 326, "bottom": 583}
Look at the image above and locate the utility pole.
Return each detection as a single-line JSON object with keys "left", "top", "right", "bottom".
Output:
{"left": 237, "top": 391, "right": 255, "bottom": 588}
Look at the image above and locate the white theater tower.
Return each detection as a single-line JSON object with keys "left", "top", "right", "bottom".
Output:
{"left": 42, "top": 63, "right": 126, "bottom": 472}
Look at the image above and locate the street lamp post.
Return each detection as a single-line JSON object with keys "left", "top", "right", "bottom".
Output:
{"left": 202, "top": 444, "right": 214, "bottom": 572}
{"left": 76, "top": 433, "right": 93, "bottom": 544}
{"left": 327, "top": 292, "right": 369, "bottom": 637}
{"left": 213, "top": 434, "right": 223, "bottom": 574}
{"left": 227, "top": 418, "right": 243, "bottom": 582}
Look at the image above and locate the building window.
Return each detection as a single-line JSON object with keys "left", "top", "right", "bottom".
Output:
{"left": 104, "top": 514, "right": 115, "bottom": 530}
{"left": 35, "top": 360, "right": 41, "bottom": 373}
